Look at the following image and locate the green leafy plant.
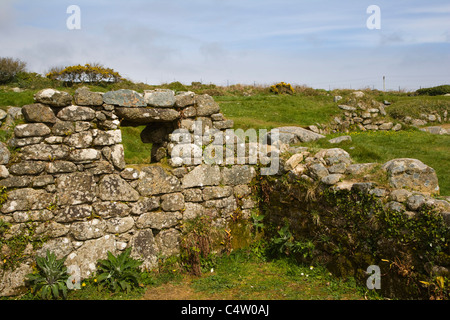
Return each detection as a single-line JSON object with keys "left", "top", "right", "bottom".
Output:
{"left": 251, "top": 213, "right": 265, "bottom": 234}
{"left": 26, "top": 251, "right": 69, "bottom": 300}
{"left": 268, "top": 223, "right": 295, "bottom": 257}
{"left": 96, "top": 248, "right": 143, "bottom": 293}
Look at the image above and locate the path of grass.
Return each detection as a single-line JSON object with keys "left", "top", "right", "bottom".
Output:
{"left": 143, "top": 252, "right": 374, "bottom": 300}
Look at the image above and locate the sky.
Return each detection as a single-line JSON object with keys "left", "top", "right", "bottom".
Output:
{"left": 0, "top": 0, "right": 449, "bottom": 90}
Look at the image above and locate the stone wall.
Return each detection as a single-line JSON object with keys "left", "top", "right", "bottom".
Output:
{"left": 262, "top": 147, "right": 450, "bottom": 299}
{"left": 0, "top": 87, "right": 448, "bottom": 298}
{"left": 320, "top": 91, "right": 449, "bottom": 134}
{"left": 0, "top": 87, "right": 260, "bottom": 296}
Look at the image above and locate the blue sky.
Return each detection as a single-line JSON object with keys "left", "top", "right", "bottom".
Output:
{"left": 1, "top": 0, "right": 449, "bottom": 90}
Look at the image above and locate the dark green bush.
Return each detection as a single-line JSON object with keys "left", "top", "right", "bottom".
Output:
{"left": 47, "top": 63, "right": 123, "bottom": 84}
{"left": 13, "top": 71, "right": 56, "bottom": 89}
{"left": 416, "top": 85, "right": 450, "bottom": 96}
{"left": 261, "top": 174, "right": 450, "bottom": 299}
{"left": 0, "top": 57, "right": 27, "bottom": 84}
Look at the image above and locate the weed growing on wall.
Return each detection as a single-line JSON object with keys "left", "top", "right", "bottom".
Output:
{"left": 179, "top": 216, "right": 222, "bottom": 276}
{"left": 260, "top": 174, "right": 450, "bottom": 299}
{"left": 0, "top": 219, "right": 48, "bottom": 271}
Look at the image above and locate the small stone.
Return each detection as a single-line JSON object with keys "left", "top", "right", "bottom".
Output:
{"left": 379, "top": 122, "right": 394, "bottom": 130}
{"left": 21, "top": 143, "right": 70, "bottom": 161}
{"left": 92, "top": 129, "right": 122, "bottom": 146}
{"left": 45, "top": 161, "right": 78, "bottom": 174}
{"left": 175, "top": 91, "right": 195, "bottom": 108}
{"left": 120, "top": 167, "right": 140, "bottom": 180}
{"left": 34, "top": 88, "right": 72, "bottom": 107}
{"left": 103, "top": 89, "right": 146, "bottom": 107}
{"left": 406, "top": 194, "right": 426, "bottom": 211}
{"left": 69, "top": 148, "right": 101, "bottom": 162}
{"left": 390, "top": 189, "right": 412, "bottom": 202}
{"left": 161, "top": 193, "right": 185, "bottom": 211}
{"left": 0, "top": 142, "right": 10, "bottom": 165}
{"left": 338, "top": 105, "right": 356, "bottom": 111}
{"left": 106, "top": 217, "right": 135, "bottom": 234}
{"left": 21, "top": 103, "right": 57, "bottom": 123}
{"left": 321, "top": 174, "right": 344, "bottom": 185}
{"left": 74, "top": 87, "right": 104, "bottom": 106}
{"left": 328, "top": 135, "right": 352, "bottom": 144}
{"left": 183, "top": 188, "right": 203, "bottom": 202}
{"left": 0, "top": 165, "right": 9, "bottom": 179}
{"left": 9, "top": 161, "right": 45, "bottom": 175}
{"left": 14, "top": 123, "right": 51, "bottom": 138}
{"left": 195, "top": 95, "right": 220, "bottom": 116}
{"left": 136, "top": 166, "right": 181, "bottom": 196}
{"left": 144, "top": 89, "right": 176, "bottom": 107}
{"left": 129, "top": 197, "right": 160, "bottom": 215}
{"left": 181, "top": 164, "right": 221, "bottom": 188}
{"left": 93, "top": 201, "right": 131, "bottom": 218}
{"left": 98, "top": 174, "right": 139, "bottom": 202}
{"left": 136, "top": 211, "right": 181, "bottom": 230}
{"left": 221, "top": 165, "right": 256, "bottom": 186}
{"left": 57, "top": 106, "right": 96, "bottom": 121}
{"left": 285, "top": 153, "right": 304, "bottom": 171}
{"left": 55, "top": 172, "right": 96, "bottom": 206}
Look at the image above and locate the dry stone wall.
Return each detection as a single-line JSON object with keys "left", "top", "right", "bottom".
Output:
{"left": 0, "top": 87, "right": 260, "bottom": 296}
{"left": 319, "top": 91, "right": 449, "bottom": 135}
{"left": 0, "top": 87, "right": 448, "bottom": 298}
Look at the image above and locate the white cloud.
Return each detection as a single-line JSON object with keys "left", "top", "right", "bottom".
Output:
{"left": 0, "top": 0, "right": 449, "bottom": 90}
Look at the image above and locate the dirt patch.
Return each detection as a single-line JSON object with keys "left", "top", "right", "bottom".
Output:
{"left": 143, "top": 282, "right": 198, "bottom": 300}
{"left": 142, "top": 278, "right": 225, "bottom": 300}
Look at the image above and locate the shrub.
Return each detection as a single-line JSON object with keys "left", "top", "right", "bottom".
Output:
{"left": 25, "top": 251, "right": 69, "bottom": 300}
{"left": 0, "top": 57, "right": 27, "bottom": 84}
{"left": 13, "top": 71, "right": 55, "bottom": 89}
{"left": 96, "top": 248, "right": 143, "bottom": 293}
{"left": 161, "top": 81, "right": 188, "bottom": 92}
{"left": 46, "top": 63, "right": 123, "bottom": 84}
{"left": 270, "top": 82, "right": 295, "bottom": 95}
{"left": 416, "top": 85, "right": 450, "bottom": 96}
{"left": 180, "top": 216, "right": 217, "bottom": 276}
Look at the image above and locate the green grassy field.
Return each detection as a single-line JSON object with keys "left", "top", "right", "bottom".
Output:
{"left": 216, "top": 94, "right": 340, "bottom": 130}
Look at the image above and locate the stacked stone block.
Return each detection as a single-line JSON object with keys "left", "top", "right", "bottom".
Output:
{"left": 0, "top": 87, "right": 258, "bottom": 296}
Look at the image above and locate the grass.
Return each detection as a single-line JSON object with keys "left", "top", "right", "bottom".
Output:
{"left": 300, "top": 129, "right": 450, "bottom": 196}
{"left": 0, "top": 90, "right": 36, "bottom": 109}
{"left": 215, "top": 94, "right": 340, "bottom": 130}
{"left": 120, "top": 126, "right": 152, "bottom": 164}
{"left": 185, "top": 250, "right": 373, "bottom": 300}
{"left": 13, "top": 248, "right": 377, "bottom": 301}
{"left": 383, "top": 94, "right": 450, "bottom": 120}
